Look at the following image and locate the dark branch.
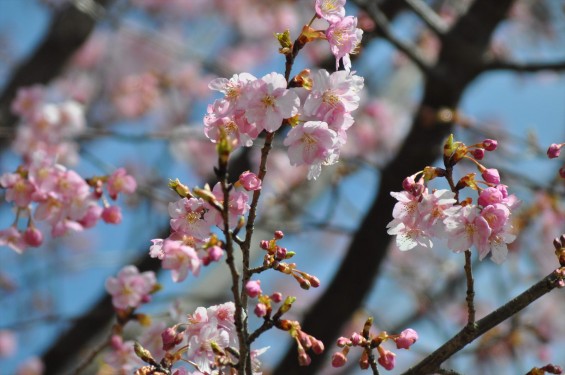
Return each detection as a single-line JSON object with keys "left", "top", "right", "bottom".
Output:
{"left": 481, "top": 59, "right": 565, "bottom": 73}
{"left": 402, "top": 270, "right": 563, "bottom": 374}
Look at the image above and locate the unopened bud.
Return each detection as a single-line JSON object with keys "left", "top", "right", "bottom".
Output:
{"left": 331, "top": 352, "right": 348, "bottom": 367}
{"left": 298, "top": 352, "right": 311, "bottom": 366}
{"left": 482, "top": 139, "right": 498, "bottom": 151}
{"left": 297, "top": 276, "right": 311, "bottom": 290}
{"left": 168, "top": 178, "right": 191, "bottom": 198}
{"left": 472, "top": 148, "right": 485, "bottom": 160}
{"left": 308, "top": 275, "right": 320, "bottom": 288}
{"left": 271, "top": 292, "right": 283, "bottom": 303}
{"left": 311, "top": 338, "right": 324, "bottom": 354}
{"left": 274, "top": 230, "right": 284, "bottom": 239}
{"left": 134, "top": 342, "right": 156, "bottom": 365}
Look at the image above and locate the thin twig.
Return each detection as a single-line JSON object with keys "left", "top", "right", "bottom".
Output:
{"left": 463, "top": 250, "right": 476, "bottom": 326}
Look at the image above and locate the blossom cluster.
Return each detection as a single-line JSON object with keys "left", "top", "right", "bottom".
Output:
{"left": 11, "top": 85, "right": 86, "bottom": 165}
{"left": 0, "top": 161, "right": 137, "bottom": 254}
{"left": 149, "top": 176, "right": 257, "bottom": 282}
{"left": 387, "top": 137, "right": 519, "bottom": 263}
{"left": 206, "top": 69, "right": 363, "bottom": 180}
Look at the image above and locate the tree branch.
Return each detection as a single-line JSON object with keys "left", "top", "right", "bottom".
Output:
{"left": 481, "top": 59, "right": 565, "bottom": 73}
{"left": 403, "top": 0, "right": 448, "bottom": 35}
{"left": 402, "top": 269, "right": 564, "bottom": 375}
{"left": 354, "top": 0, "right": 432, "bottom": 75}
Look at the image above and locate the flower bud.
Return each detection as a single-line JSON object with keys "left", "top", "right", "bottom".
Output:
{"left": 23, "top": 227, "right": 43, "bottom": 247}
{"left": 245, "top": 280, "right": 262, "bottom": 298}
{"left": 276, "top": 247, "right": 287, "bottom": 260}
{"left": 298, "top": 352, "right": 311, "bottom": 366}
{"left": 274, "top": 230, "right": 284, "bottom": 239}
{"left": 377, "top": 348, "right": 396, "bottom": 370}
{"left": 208, "top": 245, "right": 223, "bottom": 262}
{"left": 395, "top": 328, "right": 418, "bottom": 349}
{"left": 472, "top": 148, "right": 485, "bottom": 160}
{"left": 336, "top": 336, "right": 350, "bottom": 347}
{"left": 254, "top": 303, "right": 267, "bottom": 317}
{"left": 482, "top": 139, "right": 498, "bottom": 151}
{"left": 559, "top": 167, "right": 565, "bottom": 179}
{"left": 271, "top": 292, "right": 283, "bottom": 303}
{"left": 308, "top": 275, "right": 320, "bottom": 288}
{"left": 239, "top": 171, "right": 261, "bottom": 191}
{"left": 351, "top": 332, "right": 363, "bottom": 346}
{"left": 547, "top": 143, "right": 562, "bottom": 159}
{"left": 481, "top": 168, "right": 500, "bottom": 185}
{"left": 311, "top": 338, "right": 324, "bottom": 354}
{"left": 102, "top": 206, "right": 122, "bottom": 224}
{"left": 331, "top": 352, "right": 347, "bottom": 368}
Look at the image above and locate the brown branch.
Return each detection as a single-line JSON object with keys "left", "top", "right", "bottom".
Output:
{"left": 402, "top": 270, "right": 564, "bottom": 375}
{"left": 463, "top": 250, "right": 476, "bottom": 325}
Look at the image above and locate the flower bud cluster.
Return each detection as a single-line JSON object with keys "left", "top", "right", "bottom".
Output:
{"left": 331, "top": 317, "right": 418, "bottom": 371}
{"left": 388, "top": 135, "right": 519, "bottom": 264}
{"left": 0, "top": 164, "right": 137, "bottom": 254}
{"left": 260, "top": 231, "right": 320, "bottom": 289}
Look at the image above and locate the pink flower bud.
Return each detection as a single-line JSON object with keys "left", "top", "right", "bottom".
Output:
{"left": 377, "top": 348, "right": 396, "bottom": 370}
{"left": 23, "top": 227, "right": 43, "bottom": 247}
{"left": 350, "top": 332, "right": 363, "bottom": 346}
{"left": 311, "top": 339, "right": 324, "bottom": 354}
{"left": 478, "top": 187, "right": 503, "bottom": 207}
{"left": 271, "top": 292, "right": 283, "bottom": 303}
{"left": 254, "top": 303, "right": 267, "bottom": 317}
{"left": 482, "top": 139, "right": 498, "bottom": 151}
{"left": 298, "top": 352, "right": 311, "bottom": 366}
{"left": 331, "top": 352, "right": 347, "bottom": 367}
{"left": 102, "top": 206, "right": 122, "bottom": 224}
{"left": 482, "top": 168, "right": 500, "bottom": 184}
{"left": 308, "top": 275, "right": 320, "bottom": 288}
{"left": 395, "top": 328, "right": 418, "bottom": 349}
{"left": 402, "top": 176, "right": 415, "bottom": 192}
{"left": 336, "top": 336, "right": 350, "bottom": 347}
{"left": 245, "top": 280, "right": 262, "bottom": 298}
{"left": 548, "top": 143, "right": 562, "bottom": 159}
{"left": 162, "top": 327, "right": 184, "bottom": 351}
{"left": 276, "top": 247, "right": 287, "bottom": 260}
{"left": 208, "top": 245, "right": 223, "bottom": 262}
{"left": 274, "top": 230, "right": 284, "bottom": 239}
{"left": 472, "top": 148, "right": 485, "bottom": 160}
{"left": 260, "top": 240, "right": 269, "bottom": 250}
{"left": 239, "top": 171, "right": 261, "bottom": 191}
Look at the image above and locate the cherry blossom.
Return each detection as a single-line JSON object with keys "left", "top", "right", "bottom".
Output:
{"left": 244, "top": 72, "right": 299, "bottom": 133}
{"left": 105, "top": 265, "right": 157, "bottom": 310}
{"left": 106, "top": 168, "right": 137, "bottom": 200}
{"left": 283, "top": 121, "right": 339, "bottom": 180}
{"left": 168, "top": 198, "right": 211, "bottom": 240}
{"left": 325, "top": 16, "right": 363, "bottom": 71}
{"left": 315, "top": 0, "right": 346, "bottom": 23}
{"left": 160, "top": 239, "right": 202, "bottom": 282}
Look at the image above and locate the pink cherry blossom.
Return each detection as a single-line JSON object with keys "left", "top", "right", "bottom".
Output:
{"left": 478, "top": 187, "right": 503, "bottom": 207}
{"left": 186, "top": 319, "right": 230, "bottom": 374}
{"left": 444, "top": 205, "right": 491, "bottom": 253}
{"left": 168, "top": 197, "right": 211, "bottom": 240}
{"left": 325, "top": 16, "right": 363, "bottom": 71}
{"left": 161, "top": 239, "right": 201, "bottom": 282}
{"left": 244, "top": 72, "right": 299, "bottom": 133}
{"left": 106, "top": 168, "right": 137, "bottom": 199}
{"left": 208, "top": 72, "right": 256, "bottom": 111}
{"left": 0, "top": 227, "right": 27, "bottom": 254}
{"left": 283, "top": 121, "right": 339, "bottom": 180}
{"left": 316, "top": 0, "right": 346, "bottom": 23}
{"left": 205, "top": 183, "right": 250, "bottom": 227}
{"left": 203, "top": 100, "right": 253, "bottom": 147}
{"left": 11, "top": 85, "right": 44, "bottom": 120}
{"left": 0, "top": 172, "right": 35, "bottom": 207}
{"left": 105, "top": 265, "right": 156, "bottom": 310}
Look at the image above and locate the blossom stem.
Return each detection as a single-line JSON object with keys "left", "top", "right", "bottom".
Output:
{"left": 220, "top": 165, "right": 248, "bottom": 374}
{"left": 463, "top": 249, "right": 476, "bottom": 325}
{"left": 366, "top": 346, "right": 380, "bottom": 375}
